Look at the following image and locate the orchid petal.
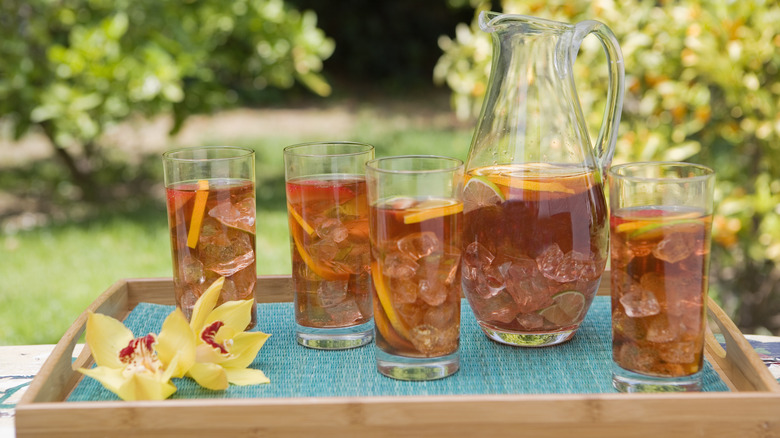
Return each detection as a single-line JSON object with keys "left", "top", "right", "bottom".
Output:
{"left": 188, "top": 362, "right": 228, "bottom": 391}
{"left": 118, "top": 373, "right": 177, "bottom": 401}
{"left": 224, "top": 368, "right": 270, "bottom": 386}
{"left": 195, "top": 343, "right": 228, "bottom": 364}
{"left": 156, "top": 308, "right": 195, "bottom": 378}
{"left": 190, "top": 277, "right": 224, "bottom": 333}
{"left": 205, "top": 299, "right": 253, "bottom": 334}
{"left": 220, "top": 331, "right": 271, "bottom": 369}
{"left": 78, "top": 366, "right": 126, "bottom": 394}
{"left": 85, "top": 312, "right": 134, "bottom": 369}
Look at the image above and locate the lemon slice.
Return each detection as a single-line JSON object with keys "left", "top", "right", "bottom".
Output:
{"left": 538, "top": 290, "right": 586, "bottom": 326}
{"left": 402, "top": 198, "right": 463, "bottom": 224}
{"left": 370, "top": 261, "right": 409, "bottom": 338}
{"left": 187, "top": 180, "right": 210, "bottom": 248}
{"left": 462, "top": 176, "right": 505, "bottom": 214}
{"left": 287, "top": 202, "right": 315, "bottom": 236}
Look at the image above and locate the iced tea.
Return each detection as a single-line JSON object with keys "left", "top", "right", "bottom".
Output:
{"left": 610, "top": 207, "right": 712, "bottom": 378}
{"left": 167, "top": 178, "right": 257, "bottom": 327}
{"left": 370, "top": 197, "right": 462, "bottom": 358}
{"left": 287, "top": 176, "right": 372, "bottom": 328}
{"left": 461, "top": 164, "right": 608, "bottom": 345}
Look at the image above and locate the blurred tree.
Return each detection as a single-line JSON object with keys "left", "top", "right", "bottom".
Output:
{"left": 287, "top": 0, "right": 475, "bottom": 91}
{"left": 0, "top": 0, "right": 333, "bottom": 201}
{"left": 435, "top": 0, "right": 780, "bottom": 334}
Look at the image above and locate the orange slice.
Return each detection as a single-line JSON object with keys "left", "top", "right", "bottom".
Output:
{"left": 370, "top": 261, "right": 409, "bottom": 338}
{"left": 291, "top": 228, "right": 349, "bottom": 281}
{"left": 373, "top": 298, "right": 415, "bottom": 352}
{"left": 187, "top": 180, "right": 210, "bottom": 248}
{"left": 489, "top": 176, "right": 575, "bottom": 194}
{"left": 402, "top": 199, "right": 463, "bottom": 224}
{"left": 287, "top": 202, "right": 315, "bottom": 236}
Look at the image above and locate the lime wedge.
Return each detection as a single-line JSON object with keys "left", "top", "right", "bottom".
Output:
{"left": 627, "top": 219, "right": 703, "bottom": 239}
{"left": 538, "top": 290, "right": 586, "bottom": 326}
{"left": 402, "top": 199, "right": 463, "bottom": 224}
{"left": 463, "top": 176, "right": 505, "bottom": 214}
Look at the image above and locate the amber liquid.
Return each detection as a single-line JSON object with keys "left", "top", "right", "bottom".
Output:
{"left": 287, "top": 175, "right": 372, "bottom": 328}
{"left": 610, "top": 206, "right": 712, "bottom": 377}
{"left": 167, "top": 179, "right": 256, "bottom": 328}
{"left": 462, "top": 164, "right": 608, "bottom": 333}
{"left": 370, "top": 197, "right": 462, "bottom": 358}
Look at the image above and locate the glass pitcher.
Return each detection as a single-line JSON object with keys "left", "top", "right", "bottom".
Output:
{"left": 461, "top": 12, "right": 625, "bottom": 347}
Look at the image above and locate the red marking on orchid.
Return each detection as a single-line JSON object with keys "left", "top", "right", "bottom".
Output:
{"left": 119, "top": 334, "right": 156, "bottom": 364}
{"left": 201, "top": 321, "right": 228, "bottom": 355}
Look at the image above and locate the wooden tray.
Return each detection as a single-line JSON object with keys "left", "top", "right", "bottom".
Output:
{"left": 16, "top": 274, "right": 780, "bottom": 438}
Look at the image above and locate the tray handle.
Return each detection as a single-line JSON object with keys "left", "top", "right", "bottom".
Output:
{"left": 19, "top": 279, "right": 131, "bottom": 404}
{"left": 705, "top": 296, "right": 780, "bottom": 392}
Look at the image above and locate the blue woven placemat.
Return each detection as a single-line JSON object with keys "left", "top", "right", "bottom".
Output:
{"left": 68, "top": 296, "right": 729, "bottom": 401}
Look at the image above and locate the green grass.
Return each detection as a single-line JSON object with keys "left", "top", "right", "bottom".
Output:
{"left": 0, "top": 121, "right": 472, "bottom": 345}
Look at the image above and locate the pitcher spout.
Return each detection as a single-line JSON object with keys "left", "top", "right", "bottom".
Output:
{"left": 478, "top": 11, "right": 571, "bottom": 34}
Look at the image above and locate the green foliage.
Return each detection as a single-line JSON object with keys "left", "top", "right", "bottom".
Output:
{"left": 435, "top": 0, "right": 780, "bottom": 333}
{"left": 0, "top": 0, "right": 333, "bottom": 198}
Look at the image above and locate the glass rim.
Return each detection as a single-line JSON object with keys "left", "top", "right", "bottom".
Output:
{"left": 283, "top": 141, "right": 374, "bottom": 158}
{"left": 365, "top": 155, "right": 464, "bottom": 175}
{"left": 162, "top": 146, "right": 255, "bottom": 162}
{"left": 608, "top": 161, "right": 714, "bottom": 183}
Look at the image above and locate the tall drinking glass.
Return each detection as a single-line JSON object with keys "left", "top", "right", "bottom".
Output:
{"left": 163, "top": 146, "right": 257, "bottom": 329}
{"left": 284, "top": 142, "right": 375, "bottom": 350}
{"left": 608, "top": 162, "right": 715, "bottom": 392}
{"left": 366, "top": 156, "right": 464, "bottom": 380}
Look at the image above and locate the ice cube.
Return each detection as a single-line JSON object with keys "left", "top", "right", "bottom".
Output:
{"left": 536, "top": 244, "right": 567, "bottom": 281}
{"left": 316, "top": 218, "right": 349, "bottom": 243}
{"left": 619, "top": 288, "right": 661, "bottom": 317}
{"left": 652, "top": 232, "right": 694, "bottom": 263}
{"left": 615, "top": 343, "right": 657, "bottom": 373}
{"left": 645, "top": 317, "right": 678, "bottom": 343}
{"left": 504, "top": 258, "right": 553, "bottom": 312}
{"left": 309, "top": 239, "right": 339, "bottom": 262}
{"left": 516, "top": 312, "right": 545, "bottom": 330}
{"left": 318, "top": 280, "right": 349, "bottom": 307}
{"left": 418, "top": 279, "right": 448, "bottom": 306}
{"left": 465, "top": 267, "right": 504, "bottom": 299}
{"left": 610, "top": 238, "right": 635, "bottom": 269}
{"left": 180, "top": 253, "right": 205, "bottom": 285}
{"left": 468, "top": 290, "right": 519, "bottom": 324}
{"left": 202, "top": 231, "right": 255, "bottom": 276}
{"left": 178, "top": 288, "right": 200, "bottom": 318}
{"left": 229, "top": 266, "right": 257, "bottom": 300}
{"left": 390, "top": 278, "right": 418, "bottom": 304}
{"left": 397, "top": 231, "right": 441, "bottom": 260}
{"left": 382, "top": 252, "right": 419, "bottom": 278}
{"left": 408, "top": 324, "right": 458, "bottom": 356}
{"left": 658, "top": 341, "right": 696, "bottom": 364}
{"left": 612, "top": 306, "right": 645, "bottom": 339}
{"left": 208, "top": 197, "right": 255, "bottom": 232}
{"left": 463, "top": 241, "right": 495, "bottom": 280}
{"left": 396, "top": 302, "right": 426, "bottom": 327}
{"left": 340, "top": 243, "right": 370, "bottom": 274}
{"left": 424, "top": 303, "right": 458, "bottom": 329}
{"left": 327, "top": 298, "right": 363, "bottom": 326}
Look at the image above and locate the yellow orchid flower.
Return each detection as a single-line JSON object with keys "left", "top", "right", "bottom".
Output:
{"left": 186, "top": 277, "right": 271, "bottom": 390}
{"left": 78, "top": 307, "right": 195, "bottom": 401}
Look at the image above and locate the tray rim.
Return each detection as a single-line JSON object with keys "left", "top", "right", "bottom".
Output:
{"left": 15, "top": 274, "right": 780, "bottom": 437}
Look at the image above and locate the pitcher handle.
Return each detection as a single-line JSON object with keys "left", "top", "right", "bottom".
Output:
{"left": 571, "top": 21, "right": 625, "bottom": 177}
